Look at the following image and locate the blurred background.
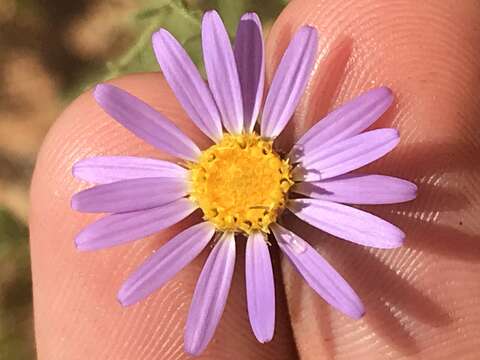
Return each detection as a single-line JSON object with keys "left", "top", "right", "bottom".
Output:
{"left": 0, "top": 0, "right": 288, "bottom": 358}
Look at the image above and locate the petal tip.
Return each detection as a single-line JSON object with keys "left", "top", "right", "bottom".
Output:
{"left": 152, "top": 28, "right": 170, "bottom": 43}
{"left": 184, "top": 342, "right": 202, "bottom": 357}
{"left": 74, "top": 232, "right": 89, "bottom": 251}
{"left": 93, "top": 83, "right": 109, "bottom": 98}
{"left": 253, "top": 330, "right": 274, "bottom": 344}
{"left": 388, "top": 128, "right": 400, "bottom": 138}
{"left": 116, "top": 288, "right": 132, "bottom": 307}
{"left": 350, "top": 305, "right": 366, "bottom": 320}
{"left": 240, "top": 11, "right": 260, "bottom": 21}
{"left": 377, "top": 86, "right": 394, "bottom": 104}
{"left": 152, "top": 29, "right": 168, "bottom": 59}
{"left": 151, "top": 30, "right": 161, "bottom": 44}
{"left": 299, "top": 25, "right": 319, "bottom": 39}
{"left": 155, "top": 28, "right": 166, "bottom": 36}
{"left": 376, "top": 86, "right": 393, "bottom": 96}
{"left": 71, "top": 162, "right": 81, "bottom": 179}
{"left": 341, "top": 296, "right": 365, "bottom": 320}
{"left": 382, "top": 85, "right": 393, "bottom": 94}
{"left": 202, "top": 9, "right": 220, "bottom": 22}
{"left": 70, "top": 194, "right": 80, "bottom": 211}
{"left": 256, "top": 338, "right": 272, "bottom": 344}
{"left": 366, "top": 86, "right": 394, "bottom": 112}
{"left": 93, "top": 83, "right": 116, "bottom": 107}
{"left": 387, "top": 128, "right": 401, "bottom": 145}
{"left": 74, "top": 227, "right": 100, "bottom": 251}
{"left": 388, "top": 230, "right": 406, "bottom": 249}
{"left": 409, "top": 182, "right": 418, "bottom": 200}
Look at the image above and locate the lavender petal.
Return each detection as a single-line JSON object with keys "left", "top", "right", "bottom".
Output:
{"left": 73, "top": 156, "right": 187, "bottom": 184}
{"left": 71, "top": 177, "right": 188, "bottom": 213}
{"left": 202, "top": 11, "right": 243, "bottom": 134}
{"left": 184, "top": 232, "right": 236, "bottom": 355}
{"left": 75, "top": 198, "right": 196, "bottom": 251}
{"left": 94, "top": 84, "right": 200, "bottom": 161}
{"left": 271, "top": 224, "right": 364, "bottom": 319}
{"left": 293, "top": 174, "right": 417, "bottom": 204}
{"left": 118, "top": 222, "right": 215, "bottom": 306}
{"left": 152, "top": 29, "right": 223, "bottom": 142}
{"left": 290, "top": 87, "right": 393, "bottom": 160}
{"left": 288, "top": 198, "right": 405, "bottom": 249}
{"left": 245, "top": 232, "right": 275, "bottom": 343}
{"left": 234, "top": 12, "right": 264, "bottom": 132}
{"left": 260, "top": 26, "right": 318, "bottom": 139}
{"left": 293, "top": 128, "right": 400, "bottom": 182}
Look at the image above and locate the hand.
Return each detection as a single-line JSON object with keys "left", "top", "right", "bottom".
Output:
{"left": 30, "top": 0, "right": 480, "bottom": 358}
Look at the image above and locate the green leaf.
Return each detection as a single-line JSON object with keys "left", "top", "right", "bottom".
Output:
{"left": 216, "top": 0, "right": 250, "bottom": 36}
{"left": 67, "top": 0, "right": 289, "bottom": 99}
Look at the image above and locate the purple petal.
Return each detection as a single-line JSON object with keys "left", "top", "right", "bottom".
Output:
{"left": 184, "top": 232, "right": 236, "bottom": 355}
{"left": 271, "top": 224, "right": 364, "bottom": 319}
{"left": 245, "top": 232, "right": 275, "bottom": 343}
{"left": 293, "top": 128, "right": 400, "bottom": 182}
{"left": 234, "top": 12, "right": 264, "bottom": 132}
{"left": 71, "top": 177, "right": 188, "bottom": 213}
{"left": 260, "top": 26, "right": 318, "bottom": 139}
{"left": 94, "top": 84, "right": 200, "bottom": 161}
{"left": 152, "top": 29, "right": 223, "bottom": 142}
{"left": 290, "top": 87, "right": 393, "bottom": 160}
{"left": 288, "top": 198, "right": 405, "bottom": 249}
{"left": 73, "top": 156, "right": 187, "bottom": 184}
{"left": 75, "top": 198, "right": 196, "bottom": 251}
{"left": 118, "top": 222, "right": 215, "bottom": 306}
{"left": 293, "top": 174, "right": 417, "bottom": 204}
{"left": 202, "top": 11, "right": 243, "bottom": 134}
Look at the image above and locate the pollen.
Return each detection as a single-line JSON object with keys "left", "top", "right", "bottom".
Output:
{"left": 188, "top": 133, "right": 293, "bottom": 234}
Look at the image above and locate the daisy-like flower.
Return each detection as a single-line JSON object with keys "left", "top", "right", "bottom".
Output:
{"left": 71, "top": 10, "right": 416, "bottom": 356}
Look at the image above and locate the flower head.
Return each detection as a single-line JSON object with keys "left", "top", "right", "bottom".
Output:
{"left": 71, "top": 10, "right": 416, "bottom": 356}
{"left": 189, "top": 133, "right": 293, "bottom": 233}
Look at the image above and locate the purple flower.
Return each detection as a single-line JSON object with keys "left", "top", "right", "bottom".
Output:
{"left": 71, "top": 10, "right": 417, "bottom": 356}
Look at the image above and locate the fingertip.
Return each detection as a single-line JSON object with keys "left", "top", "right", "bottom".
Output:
{"left": 270, "top": 0, "right": 480, "bottom": 359}
{"left": 31, "top": 72, "right": 296, "bottom": 359}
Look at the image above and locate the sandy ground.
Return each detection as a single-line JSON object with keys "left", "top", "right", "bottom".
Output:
{"left": 0, "top": 1, "right": 142, "bottom": 357}
{"left": 0, "top": 0, "right": 141, "bottom": 221}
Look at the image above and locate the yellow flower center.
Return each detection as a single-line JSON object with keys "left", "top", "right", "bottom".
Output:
{"left": 188, "top": 133, "right": 293, "bottom": 234}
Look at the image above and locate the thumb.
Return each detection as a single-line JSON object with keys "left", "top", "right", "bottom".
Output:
{"left": 29, "top": 74, "right": 296, "bottom": 359}
{"left": 268, "top": 0, "right": 480, "bottom": 359}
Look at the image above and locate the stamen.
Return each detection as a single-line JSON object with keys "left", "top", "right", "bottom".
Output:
{"left": 188, "top": 133, "right": 293, "bottom": 234}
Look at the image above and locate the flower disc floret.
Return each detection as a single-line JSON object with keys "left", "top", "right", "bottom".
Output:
{"left": 188, "top": 133, "right": 293, "bottom": 234}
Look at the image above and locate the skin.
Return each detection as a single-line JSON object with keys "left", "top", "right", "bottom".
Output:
{"left": 30, "top": 0, "right": 480, "bottom": 359}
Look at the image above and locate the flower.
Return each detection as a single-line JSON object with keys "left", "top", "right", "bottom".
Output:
{"left": 71, "top": 10, "right": 417, "bottom": 356}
